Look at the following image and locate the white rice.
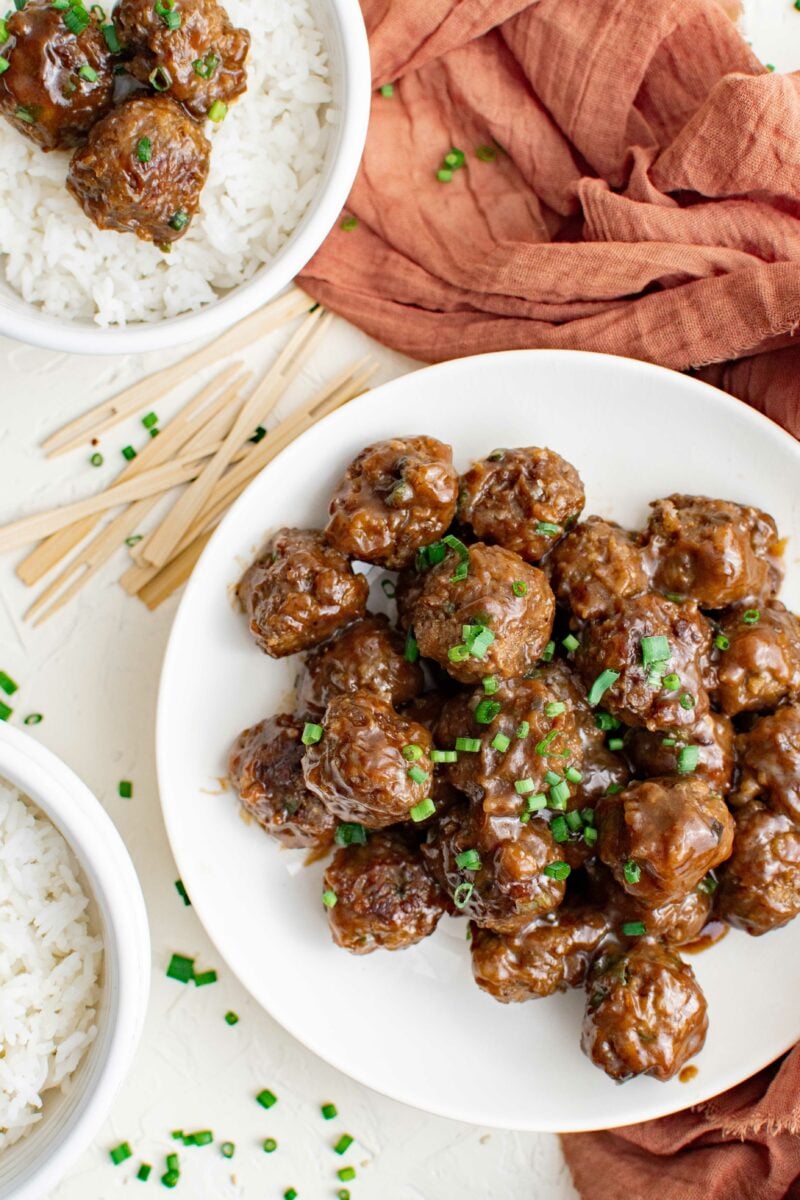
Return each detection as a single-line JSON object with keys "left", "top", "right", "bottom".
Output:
{"left": 0, "top": 779, "right": 102, "bottom": 1151}
{"left": 0, "top": 0, "right": 334, "bottom": 325}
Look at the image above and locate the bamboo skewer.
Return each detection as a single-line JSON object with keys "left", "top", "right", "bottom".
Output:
{"left": 41, "top": 287, "right": 311, "bottom": 458}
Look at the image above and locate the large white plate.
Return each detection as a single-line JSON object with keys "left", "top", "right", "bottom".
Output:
{"left": 156, "top": 350, "right": 800, "bottom": 1132}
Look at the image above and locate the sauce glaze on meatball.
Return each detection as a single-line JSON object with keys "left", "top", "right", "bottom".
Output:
{"left": 471, "top": 908, "right": 610, "bottom": 1002}
{"left": 714, "top": 602, "right": 800, "bottom": 715}
{"left": 298, "top": 614, "right": 424, "bottom": 716}
{"left": 624, "top": 711, "right": 735, "bottom": 795}
{"left": 717, "top": 801, "right": 800, "bottom": 935}
{"left": 548, "top": 517, "right": 649, "bottom": 622}
{"left": 733, "top": 704, "right": 800, "bottom": 823}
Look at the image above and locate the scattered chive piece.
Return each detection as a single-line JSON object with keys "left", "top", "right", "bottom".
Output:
{"left": 263, "top": 1138, "right": 277, "bottom": 1153}
{"left": 581, "top": 807, "right": 596, "bottom": 825}
{"left": 467, "top": 626, "right": 495, "bottom": 660}
{"left": 410, "top": 798, "right": 436, "bottom": 823}
{"left": 698, "top": 874, "right": 718, "bottom": 895}
{"left": 641, "top": 635, "right": 671, "bottom": 666}
{"left": 174, "top": 879, "right": 191, "bottom": 906}
{"left": 126, "top": 534, "right": 143, "bottom": 546}
{"left": 662, "top": 737, "right": 676, "bottom": 747}
{"left": 63, "top": 3, "right": 89, "bottom": 33}
{"left": 662, "top": 673, "right": 680, "bottom": 690}
{"left": 321, "top": 1103, "right": 338, "bottom": 1120}
{"left": 544, "top": 770, "right": 562, "bottom": 787}
{"left": 455, "top": 736, "right": 481, "bottom": 753}
{"left": 340, "top": 215, "right": 358, "bottom": 231}
{"left": 679, "top": 692, "right": 696, "bottom": 710}
{"left": 605, "top": 783, "right": 624, "bottom": 795}
{"left": 646, "top": 665, "right": 664, "bottom": 690}
{"left": 121, "top": 445, "right": 136, "bottom": 461}
{"left": 474, "top": 698, "right": 501, "bottom": 724}
{"left": 550, "top": 816, "right": 569, "bottom": 843}
{"left": 402, "top": 743, "right": 423, "bottom": 761}
{"left": 110, "top": 1143, "right": 133, "bottom": 1165}
{"left": 101, "top": 21, "right": 120, "bottom": 50}
{"left": 168, "top": 209, "right": 189, "bottom": 232}
{"left": 161, "top": 1172, "right": 179, "bottom": 1189}
{"left": 436, "top": 168, "right": 453, "bottom": 183}
{"left": 448, "top": 643, "right": 469, "bottom": 663}
{"left": 322, "top": 890, "right": 337, "bottom": 909}
{"left": 0, "top": 700, "right": 14, "bottom": 721}
{"left": 142, "top": 410, "right": 158, "bottom": 429}
{"left": 562, "top": 634, "right": 580, "bottom": 653}
{"left": 475, "top": 144, "right": 497, "bottom": 162}
{"left": 431, "top": 749, "right": 457, "bottom": 763}
{"left": 715, "top": 633, "right": 730, "bottom": 651}
{"left": 284, "top": 1190, "right": 298, "bottom": 1200}
{"left": 335, "top": 822, "right": 367, "bottom": 847}
{"left": 339, "top": 1192, "right": 351, "bottom": 1200}
{"left": 607, "top": 737, "right": 624, "bottom": 752}
{"left": 549, "top": 780, "right": 571, "bottom": 809}
{"left": 78, "top": 63, "right": 98, "bottom": 81}
{"left": 491, "top": 732, "right": 511, "bottom": 753}
{"left": 0, "top": 57, "right": 8, "bottom": 75}
{"left": 380, "top": 82, "right": 394, "bottom": 96}
{"left": 118, "top": 779, "right": 133, "bottom": 798}
{"left": 444, "top": 147, "right": 465, "bottom": 168}
{"left": 15, "top": 106, "right": 36, "bottom": 124}
{"left": 594, "top": 711, "right": 620, "bottom": 732}
{"left": 565, "top": 766, "right": 583, "bottom": 783}
{"left": 171, "top": 1131, "right": 183, "bottom": 1140}
{"left": 338, "top": 1168, "right": 356, "bottom": 1183}
{"left": 587, "top": 669, "right": 620, "bottom": 707}
{"left": 541, "top": 640, "right": 555, "bottom": 662}
{"left": 221, "top": 1142, "right": 235, "bottom": 1159}
{"left": 742, "top": 608, "right": 760, "bottom": 625}
{"left": 535, "top": 729, "right": 559, "bottom": 756}
{"left": 166, "top": 1153, "right": 179, "bottom": 1172}
{"left": 166, "top": 953, "right": 194, "bottom": 983}
{"left": 453, "top": 881, "right": 474, "bottom": 908}
{"left": 0, "top": 671, "right": 18, "bottom": 696}
{"left": 511, "top": 579, "right": 528, "bottom": 597}
{"left": 404, "top": 631, "right": 419, "bottom": 663}
{"left": 482, "top": 675, "right": 498, "bottom": 695}
{"left": 90, "top": 451, "right": 104, "bottom": 467}
{"left": 535, "top": 521, "right": 561, "bottom": 536}
{"left": 514, "top": 778, "right": 535, "bottom": 795}
{"left": 566, "top": 810, "right": 583, "bottom": 835}
{"left": 455, "top": 848, "right": 481, "bottom": 871}
{"left": 137, "top": 1164, "right": 152, "bottom": 1181}
{"left": 544, "top": 861, "right": 571, "bottom": 880}
{"left": 623, "top": 859, "right": 641, "bottom": 885}
{"left": 188, "top": 1131, "right": 213, "bottom": 1145}
{"left": 334, "top": 1135, "right": 354, "bottom": 1155}
{"left": 515, "top": 720, "right": 530, "bottom": 740}
{"left": 545, "top": 701, "right": 566, "bottom": 717}
{"left": 380, "top": 578, "right": 396, "bottom": 598}
{"left": 677, "top": 745, "right": 700, "bottom": 775}
{"left": 583, "top": 825, "right": 598, "bottom": 846}
{"left": 766, "top": 63, "right": 775, "bottom": 71}
{"left": 193, "top": 970, "right": 217, "bottom": 986}
{"left": 622, "top": 921, "right": 646, "bottom": 937}
{"left": 407, "top": 764, "right": 428, "bottom": 785}
{"left": 524, "top": 793, "right": 546, "bottom": 814}
{"left": 24, "top": 713, "right": 43, "bottom": 725}
{"left": 301, "top": 722, "right": 323, "bottom": 746}
{"left": 224, "top": 1011, "right": 239, "bottom": 1025}
{"left": 257, "top": 1089, "right": 277, "bottom": 1109}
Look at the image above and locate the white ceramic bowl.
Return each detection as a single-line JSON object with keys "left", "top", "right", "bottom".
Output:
{"left": 0, "top": 722, "right": 150, "bottom": 1200}
{"left": 0, "top": 0, "right": 370, "bottom": 357}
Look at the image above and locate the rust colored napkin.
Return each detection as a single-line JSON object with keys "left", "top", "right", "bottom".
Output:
{"left": 299, "top": 0, "right": 800, "bottom": 439}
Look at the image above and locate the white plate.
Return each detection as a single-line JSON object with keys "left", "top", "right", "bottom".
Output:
{"left": 157, "top": 350, "right": 800, "bottom": 1133}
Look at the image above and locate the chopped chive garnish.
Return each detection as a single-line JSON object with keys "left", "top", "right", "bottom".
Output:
{"left": 544, "top": 770, "right": 562, "bottom": 786}
{"left": 78, "top": 63, "right": 98, "bottom": 81}
{"left": 101, "top": 21, "right": 120, "bottom": 49}
{"left": 455, "top": 736, "right": 481, "bottom": 752}
{"left": 641, "top": 635, "right": 671, "bottom": 666}
{"left": 535, "top": 729, "right": 560, "bottom": 756}
{"left": 125, "top": 534, "right": 143, "bottom": 546}
{"left": 322, "top": 890, "right": 337, "bottom": 909}
{"left": 110, "top": 1143, "right": 133, "bottom": 1165}
{"left": 544, "top": 861, "right": 570, "bottom": 880}
{"left": 443, "top": 147, "right": 465, "bottom": 168}
{"left": 594, "top": 711, "right": 620, "bottom": 731}
{"left": 166, "top": 953, "right": 194, "bottom": 983}
{"left": 410, "top": 798, "right": 436, "bottom": 822}
{"left": 90, "top": 451, "right": 104, "bottom": 466}
{"left": 565, "top": 766, "right": 582, "bottom": 783}
{"left": 453, "top": 881, "right": 474, "bottom": 908}
{"left": 607, "top": 738, "right": 624, "bottom": 752}
{"left": 583, "top": 825, "right": 598, "bottom": 846}
{"left": 15, "top": 105, "right": 36, "bottom": 123}
{"left": 407, "top": 765, "right": 428, "bottom": 785}
{"left": 121, "top": 445, "right": 136, "bottom": 461}
{"left": 149, "top": 65, "right": 173, "bottom": 91}
{"left": 0, "top": 56, "right": 8, "bottom": 74}
{"left": 63, "top": 3, "right": 89, "bottom": 33}
{"left": 257, "top": 1089, "right": 278, "bottom": 1109}
{"left": 677, "top": 745, "right": 699, "bottom": 774}
{"left": 455, "top": 848, "right": 481, "bottom": 871}
{"left": 662, "top": 673, "right": 680, "bottom": 690}
{"left": 581, "top": 808, "right": 595, "bottom": 825}
{"left": 491, "top": 732, "right": 511, "bottom": 752}
{"left": 334, "top": 1135, "right": 354, "bottom": 1155}
{"left": 545, "top": 701, "right": 566, "bottom": 717}
{"left": 142, "top": 410, "right": 158, "bottom": 429}
{"left": 208, "top": 99, "right": 228, "bottom": 122}
{"left": 154, "top": 0, "right": 181, "bottom": 29}
{"left": 338, "top": 1167, "right": 356, "bottom": 1183}
{"left": 467, "top": 626, "right": 495, "bottom": 660}
{"left": 514, "top": 778, "right": 535, "bottom": 795}
{"left": 166, "top": 1153, "right": 179, "bottom": 1172}
{"left": 24, "top": 712, "right": 43, "bottom": 725}
{"left": 516, "top": 720, "right": 529, "bottom": 740}
{"left": 193, "top": 970, "right": 217, "bottom": 986}
{"left": 679, "top": 692, "right": 695, "bottom": 710}
{"left": 524, "top": 793, "right": 547, "bottom": 813}
{"left": 565, "top": 810, "right": 583, "bottom": 831}
{"left": 335, "top": 822, "right": 367, "bottom": 846}
{"left": 321, "top": 1102, "right": 338, "bottom": 1120}
{"left": 623, "top": 859, "right": 641, "bottom": 884}
{"left": 562, "top": 634, "right": 580, "bottom": 653}
{"left": 1, "top": 702, "right": 15, "bottom": 721}
{"left": 402, "top": 743, "right": 423, "bottom": 761}
{"left": 118, "top": 779, "right": 132, "bottom": 798}
{"left": 535, "top": 521, "right": 561, "bottom": 536}
{"left": 192, "top": 51, "right": 219, "bottom": 78}
{"left": 431, "top": 749, "right": 457, "bottom": 763}
{"left": 224, "top": 1011, "right": 239, "bottom": 1025}
{"left": 605, "top": 783, "right": 624, "bottom": 795}
{"left": 380, "top": 578, "right": 396, "bottom": 598}
{"left": 698, "top": 873, "right": 718, "bottom": 895}
{"left": 137, "top": 1163, "right": 152, "bottom": 1181}
{"left": 136, "top": 136, "right": 152, "bottom": 163}
{"left": 221, "top": 1142, "right": 235, "bottom": 1158}
{"left": 550, "top": 815, "right": 569, "bottom": 843}
{"left": 161, "top": 1171, "right": 179, "bottom": 1188}
{"left": 284, "top": 1191, "right": 298, "bottom": 1200}
{"left": 404, "top": 630, "right": 419, "bottom": 662}
{"left": 168, "top": 209, "right": 189, "bottom": 232}
{"left": 340, "top": 215, "right": 358, "bottom": 231}
{"left": 301, "top": 722, "right": 323, "bottom": 745}
{"left": 0, "top": 671, "right": 18, "bottom": 696}
{"left": 622, "top": 921, "right": 646, "bottom": 937}
{"left": 380, "top": 82, "right": 394, "bottom": 96}
{"left": 474, "top": 698, "right": 501, "bottom": 724}
{"left": 171, "top": 1131, "right": 183, "bottom": 1140}
{"left": 187, "top": 1130, "right": 212, "bottom": 1145}
{"left": 482, "top": 675, "right": 498, "bottom": 695}
{"left": 339, "top": 1192, "right": 351, "bottom": 1200}
{"left": 263, "top": 1137, "right": 277, "bottom": 1152}
{"left": 587, "top": 669, "right": 620, "bottom": 706}
{"left": 511, "top": 579, "right": 528, "bottom": 597}
{"left": 541, "top": 640, "right": 555, "bottom": 662}
{"left": 549, "top": 780, "right": 571, "bottom": 809}
{"left": 437, "top": 167, "right": 452, "bottom": 181}
{"left": 174, "top": 879, "right": 191, "bottom": 905}
{"left": 715, "top": 633, "right": 730, "bottom": 651}
{"left": 742, "top": 608, "right": 760, "bottom": 625}
{"left": 448, "top": 643, "right": 469, "bottom": 663}
{"left": 662, "top": 737, "right": 676, "bottom": 747}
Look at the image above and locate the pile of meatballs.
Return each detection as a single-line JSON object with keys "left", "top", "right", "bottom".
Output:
{"left": 0, "top": 0, "right": 249, "bottom": 244}
{"left": 228, "top": 435, "right": 800, "bottom": 1085}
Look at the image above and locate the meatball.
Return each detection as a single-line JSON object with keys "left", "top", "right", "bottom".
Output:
{"left": 625, "top": 711, "right": 735, "bottom": 795}
{"left": 116, "top": 0, "right": 250, "bottom": 120}
{"left": 717, "top": 801, "right": 800, "bottom": 935}
{"left": 458, "top": 447, "right": 585, "bottom": 562}
{"left": 471, "top": 908, "right": 610, "bottom": 1003}
{"left": 410, "top": 542, "right": 555, "bottom": 684}
{"left": 733, "top": 704, "right": 800, "bottom": 823}
{"left": 228, "top": 715, "right": 336, "bottom": 850}
{"left": 714, "top": 602, "right": 800, "bottom": 715}
{"left": 581, "top": 943, "right": 708, "bottom": 1082}
{"left": 576, "top": 593, "right": 713, "bottom": 732}
{"left": 237, "top": 528, "right": 368, "bottom": 659}
{"left": 549, "top": 517, "right": 649, "bottom": 622}
{"left": 395, "top": 564, "right": 425, "bottom": 632}
{"left": 596, "top": 776, "right": 734, "bottom": 907}
{"left": 67, "top": 96, "right": 210, "bottom": 244}
{"left": 325, "top": 437, "right": 459, "bottom": 570}
{"left": 0, "top": 0, "right": 114, "bottom": 150}
{"left": 302, "top": 691, "right": 433, "bottom": 829}
{"left": 611, "top": 886, "right": 713, "bottom": 947}
{"left": 298, "top": 615, "right": 424, "bottom": 716}
{"left": 644, "top": 494, "right": 781, "bottom": 608}
{"left": 422, "top": 801, "right": 566, "bottom": 933}
{"left": 323, "top": 830, "right": 446, "bottom": 954}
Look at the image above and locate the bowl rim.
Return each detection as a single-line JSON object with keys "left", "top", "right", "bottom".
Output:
{"left": 0, "top": 722, "right": 150, "bottom": 1200}
{"left": 0, "top": 0, "right": 371, "bottom": 356}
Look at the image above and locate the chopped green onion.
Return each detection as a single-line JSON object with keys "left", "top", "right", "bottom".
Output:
{"left": 455, "top": 848, "right": 481, "bottom": 871}
{"left": 0, "top": 671, "right": 18, "bottom": 696}
{"left": 338, "top": 1167, "right": 356, "bottom": 1183}
{"left": 340, "top": 216, "right": 358, "bottom": 232}
{"left": 121, "top": 445, "right": 136, "bottom": 461}
{"left": 541, "top": 640, "right": 555, "bottom": 662}
{"left": 742, "top": 609, "right": 760, "bottom": 625}
{"left": 149, "top": 65, "right": 172, "bottom": 91}
{"left": 677, "top": 745, "right": 699, "bottom": 774}
{"left": 662, "top": 737, "right": 676, "bottom": 747}
{"left": 161, "top": 1171, "right": 179, "bottom": 1188}
{"left": 475, "top": 144, "right": 497, "bottom": 162}
{"left": 101, "top": 21, "right": 119, "bottom": 50}
{"left": 641, "top": 635, "right": 671, "bottom": 666}
{"left": 545, "top": 701, "right": 566, "bottom": 717}
{"left": 154, "top": 0, "right": 181, "bottom": 29}
{"left": 407, "top": 765, "right": 428, "bottom": 785}
{"left": 511, "top": 579, "right": 528, "bottom": 597}
{"left": 605, "top": 783, "right": 624, "bottom": 795}
{"left": 15, "top": 106, "right": 36, "bottom": 124}
{"left": 662, "top": 673, "right": 680, "bottom": 690}
{"left": 174, "top": 879, "right": 191, "bottom": 906}
{"left": 135, "top": 136, "right": 153, "bottom": 164}
{"left": 141, "top": 411, "right": 158, "bottom": 430}
{"left": 467, "top": 626, "right": 495, "bottom": 660}
{"left": 402, "top": 743, "right": 423, "bottom": 761}
{"left": 482, "top": 675, "right": 498, "bottom": 695}
{"left": 453, "top": 881, "right": 474, "bottom": 908}
{"left": 192, "top": 52, "right": 219, "bottom": 78}
{"left": 380, "top": 82, "right": 394, "bottom": 96}
{"left": 594, "top": 711, "right": 620, "bottom": 731}
{"left": 284, "top": 1190, "right": 298, "bottom": 1200}
{"left": 565, "top": 766, "right": 582, "bottom": 783}
{"left": 544, "top": 769, "right": 562, "bottom": 786}
{"left": 562, "top": 634, "right": 580, "bottom": 653}
{"left": 166, "top": 953, "right": 194, "bottom": 983}
{"left": 679, "top": 692, "right": 695, "bottom": 710}
{"left": 208, "top": 99, "right": 228, "bottom": 121}
{"left": 523, "top": 793, "right": 547, "bottom": 813}
{"left": 63, "top": 3, "right": 89, "bottom": 34}
{"left": 515, "top": 720, "right": 529, "bottom": 739}
{"left": 448, "top": 643, "right": 469, "bottom": 663}
{"left": 224, "top": 1011, "right": 239, "bottom": 1026}
{"left": 322, "top": 890, "right": 337, "bottom": 909}
{"left": 302, "top": 722, "right": 323, "bottom": 745}
{"left": 221, "top": 1142, "right": 235, "bottom": 1159}
{"left": 335, "top": 822, "right": 367, "bottom": 846}
{"left": 193, "top": 970, "right": 217, "bottom": 987}
{"left": 646, "top": 665, "right": 664, "bottom": 689}
{"left": 607, "top": 737, "right": 624, "bottom": 752}
{"left": 256, "top": 1089, "right": 278, "bottom": 1109}
{"left": 334, "top": 1135, "right": 354, "bottom": 1155}
{"left": 714, "top": 634, "right": 730, "bottom": 651}
{"left": 455, "top": 737, "right": 481, "bottom": 752}
{"left": 0, "top": 701, "right": 13, "bottom": 721}
{"left": 415, "top": 541, "right": 447, "bottom": 570}
{"left": 125, "top": 534, "right": 143, "bottom": 546}
{"left": 78, "top": 63, "right": 98, "bottom": 81}
{"left": 404, "top": 630, "right": 419, "bottom": 662}
{"left": 0, "top": 56, "right": 8, "bottom": 74}
{"left": 514, "top": 778, "right": 535, "bottom": 795}
{"left": 339, "top": 1192, "right": 351, "bottom": 1200}
{"left": 443, "top": 147, "right": 465, "bottom": 168}
{"left": 491, "top": 732, "right": 511, "bottom": 752}
{"left": 698, "top": 873, "right": 718, "bottom": 895}
{"left": 535, "top": 729, "right": 560, "bottom": 756}
{"left": 549, "top": 780, "right": 571, "bottom": 809}
{"left": 169, "top": 209, "right": 189, "bottom": 232}
{"left": 110, "top": 1143, "right": 133, "bottom": 1166}
{"left": 171, "top": 1131, "right": 184, "bottom": 1140}
{"left": 118, "top": 779, "right": 133, "bottom": 798}
{"left": 437, "top": 168, "right": 453, "bottom": 183}
{"left": 550, "top": 815, "right": 569, "bottom": 842}
{"left": 263, "top": 1137, "right": 277, "bottom": 1152}
{"left": 544, "top": 861, "right": 571, "bottom": 880}
{"left": 583, "top": 825, "right": 598, "bottom": 847}
{"left": 166, "top": 1153, "right": 179, "bottom": 1172}
{"left": 321, "top": 1103, "right": 338, "bottom": 1120}
{"left": 474, "top": 698, "right": 501, "bottom": 724}
{"left": 410, "top": 798, "right": 436, "bottom": 822}
{"left": 622, "top": 921, "right": 646, "bottom": 937}
{"left": 565, "top": 810, "right": 583, "bottom": 832}
{"left": 581, "top": 807, "right": 595, "bottom": 825}
{"left": 137, "top": 1164, "right": 152, "bottom": 1181}
{"left": 431, "top": 749, "right": 457, "bottom": 763}
{"left": 623, "top": 859, "right": 641, "bottom": 885}
{"left": 535, "top": 521, "right": 561, "bottom": 537}
{"left": 187, "top": 1131, "right": 213, "bottom": 1146}
{"left": 587, "top": 669, "right": 620, "bottom": 707}
{"left": 24, "top": 712, "right": 43, "bottom": 725}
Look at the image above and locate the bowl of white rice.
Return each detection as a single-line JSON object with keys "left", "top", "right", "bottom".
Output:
{"left": 0, "top": 0, "right": 370, "bottom": 355}
{"left": 0, "top": 721, "right": 149, "bottom": 1200}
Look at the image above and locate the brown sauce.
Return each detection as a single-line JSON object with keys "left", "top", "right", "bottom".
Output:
{"left": 683, "top": 920, "right": 730, "bottom": 955}
{"left": 679, "top": 1065, "right": 699, "bottom": 1084}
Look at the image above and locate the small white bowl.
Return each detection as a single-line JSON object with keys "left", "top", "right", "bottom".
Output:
{"left": 0, "top": 0, "right": 370, "bottom": 356}
{"left": 0, "top": 722, "right": 150, "bottom": 1200}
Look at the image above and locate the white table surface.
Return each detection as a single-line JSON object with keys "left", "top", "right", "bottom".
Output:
{"left": 0, "top": 7, "right": 795, "bottom": 1198}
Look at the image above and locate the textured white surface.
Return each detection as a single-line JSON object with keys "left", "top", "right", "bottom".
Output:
{"left": 0, "top": 5, "right": 794, "bottom": 1195}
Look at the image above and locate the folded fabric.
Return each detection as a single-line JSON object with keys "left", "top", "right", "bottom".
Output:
{"left": 298, "top": 0, "right": 800, "bottom": 438}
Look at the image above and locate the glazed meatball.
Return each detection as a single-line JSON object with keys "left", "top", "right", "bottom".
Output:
{"left": 325, "top": 437, "right": 459, "bottom": 569}
{"left": 717, "top": 801, "right": 800, "bottom": 935}
{"left": 302, "top": 692, "right": 433, "bottom": 829}
{"left": 644, "top": 494, "right": 781, "bottom": 609}
{"left": 228, "top": 715, "right": 336, "bottom": 850}
{"left": 410, "top": 543, "right": 555, "bottom": 685}
{"left": 422, "top": 802, "right": 566, "bottom": 932}
{"left": 625, "top": 711, "right": 735, "bottom": 795}
{"left": 581, "top": 943, "right": 708, "bottom": 1082}
{"left": 458, "top": 447, "right": 585, "bottom": 562}
{"left": 298, "top": 615, "right": 424, "bottom": 716}
{"left": 0, "top": 0, "right": 114, "bottom": 150}
{"left": 549, "top": 517, "right": 649, "bottom": 622}
{"left": 576, "top": 593, "right": 713, "bottom": 731}
{"left": 471, "top": 908, "right": 610, "bottom": 1002}
{"left": 67, "top": 96, "right": 210, "bottom": 243}
{"left": 116, "top": 0, "right": 250, "bottom": 120}
{"left": 714, "top": 602, "right": 800, "bottom": 715}
{"left": 237, "top": 528, "right": 368, "bottom": 659}
{"left": 733, "top": 704, "right": 800, "bottom": 823}
{"left": 323, "top": 830, "right": 446, "bottom": 954}
{"left": 612, "top": 886, "right": 713, "bottom": 947}
{"left": 596, "top": 776, "right": 734, "bottom": 907}
{"left": 394, "top": 564, "right": 425, "bottom": 632}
